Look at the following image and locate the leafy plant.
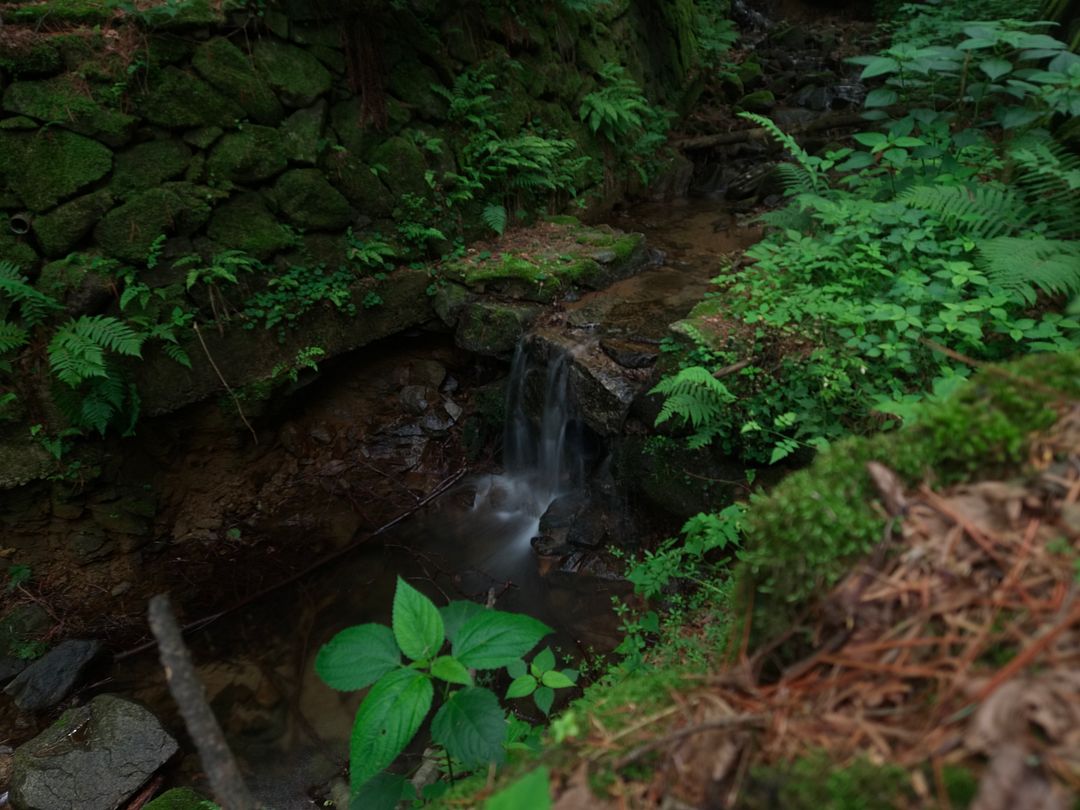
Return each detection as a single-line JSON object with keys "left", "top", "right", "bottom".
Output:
{"left": 5, "top": 563, "right": 31, "bottom": 592}
{"left": 650, "top": 366, "right": 735, "bottom": 449}
{"left": 177, "top": 249, "right": 261, "bottom": 326}
{"left": 504, "top": 646, "right": 578, "bottom": 716}
{"left": 482, "top": 203, "right": 509, "bottom": 236}
{"left": 316, "top": 578, "right": 558, "bottom": 803}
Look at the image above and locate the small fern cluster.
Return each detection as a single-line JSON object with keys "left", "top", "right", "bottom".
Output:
{"left": 650, "top": 366, "right": 735, "bottom": 449}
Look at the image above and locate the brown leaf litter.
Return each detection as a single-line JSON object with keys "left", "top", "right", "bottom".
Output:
{"left": 564, "top": 404, "right": 1080, "bottom": 808}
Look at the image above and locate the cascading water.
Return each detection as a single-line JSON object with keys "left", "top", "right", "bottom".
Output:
{"left": 470, "top": 341, "right": 581, "bottom": 550}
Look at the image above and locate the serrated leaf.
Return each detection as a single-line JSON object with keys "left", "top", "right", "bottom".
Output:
{"left": 453, "top": 610, "right": 551, "bottom": 670}
{"left": 350, "top": 773, "right": 413, "bottom": 810}
{"left": 533, "top": 685, "right": 554, "bottom": 715}
{"left": 540, "top": 670, "right": 575, "bottom": 689}
{"left": 392, "top": 577, "right": 444, "bottom": 661}
{"left": 531, "top": 647, "right": 556, "bottom": 675}
{"left": 431, "top": 655, "right": 473, "bottom": 686}
{"left": 349, "top": 668, "right": 433, "bottom": 796}
{"left": 860, "top": 57, "right": 900, "bottom": 79}
{"left": 979, "top": 57, "right": 1012, "bottom": 81}
{"left": 483, "top": 768, "right": 552, "bottom": 810}
{"left": 440, "top": 600, "right": 484, "bottom": 644}
{"left": 506, "top": 674, "right": 538, "bottom": 699}
{"left": 430, "top": 687, "right": 507, "bottom": 768}
{"left": 852, "top": 131, "right": 887, "bottom": 148}
{"left": 864, "top": 88, "right": 897, "bottom": 108}
{"left": 316, "top": 624, "right": 400, "bottom": 691}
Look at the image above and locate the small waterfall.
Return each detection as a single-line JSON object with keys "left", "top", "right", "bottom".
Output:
{"left": 470, "top": 341, "right": 581, "bottom": 549}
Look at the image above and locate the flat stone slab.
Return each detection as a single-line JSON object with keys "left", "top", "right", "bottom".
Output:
{"left": 11, "top": 694, "right": 178, "bottom": 810}
{"left": 4, "top": 639, "right": 101, "bottom": 712}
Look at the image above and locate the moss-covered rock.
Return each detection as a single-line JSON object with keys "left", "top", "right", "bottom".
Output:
{"left": 325, "top": 152, "right": 394, "bottom": 217}
{"left": 387, "top": 59, "right": 448, "bottom": 121}
{"left": 370, "top": 135, "right": 428, "bottom": 198}
{"left": 192, "top": 37, "right": 285, "bottom": 126}
{"left": 36, "top": 255, "right": 113, "bottom": 314}
{"left": 280, "top": 100, "right": 326, "bottom": 164}
{"left": 0, "top": 37, "right": 63, "bottom": 78}
{"left": 0, "top": 216, "right": 40, "bottom": 269}
{"left": 0, "top": 129, "right": 112, "bottom": 212}
{"left": 182, "top": 126, "right": 223, "bottom": 150}
{"left": 2, "top": 76, "right": 137, "bottom": 146}
{"left": 31, "top": 190, "right": 115, "bottom": 258}
{"left": 139, "top": 0, "right": 225, "bottom": 31}
{"left": 736, "top": 89, "right": 776, "bottom": 113}
{"left": 138, "top": 66, "right": 243, "bottom": 129}
{"left": 252, "top": 39, "right": 332, "bottom": 108}
{"left": 455, "top": 301, "right": 541, "bottom": 357}
{"left": 330, "top": 100, "right": 381, "bottom": 159}
{"left": 206, "top": 125, "right": 288, "bottom": 186}
{"left": 111, "top": 139, "right": 192, "bottom": 198}
{"left": 270, "top": 168, "right": 351, "bottom": 230}
{"left": 94, "top": 183, "right": 218, "bottom": 262}
{"left": 143, "top": 788, "right": 214, "bottom": 810}
{"left": 207, "top": 193, "right": 296, "bottom": 259}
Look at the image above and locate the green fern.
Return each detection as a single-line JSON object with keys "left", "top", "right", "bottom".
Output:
{"left": 482, "top": 203, "right": 508, "bottom": 236}
{"left": 0, "top": 261, "right": 62, "bottom": 326}
{"left": 48, "top": 316, "right": 144, "bottom": 387}
{"left": 1008, "top": 134, "right": 1080, "bottom": 238}
{"left": 650, "top": 366, "right": 736, "bottom": 449}
{"left": 738, "top": 112, "right": 824, "bottom": 192}
{"left": 579, "top": 64, "right": 652, "bottom": 144}
{"left": 899, "top": 184, "right": 1035, "bottom": 239}
{"left": 976, "top": 236, "right": 1080, "bottom": 304}
{"left": 0, "top": 321, "right": 28, "bottom": 356}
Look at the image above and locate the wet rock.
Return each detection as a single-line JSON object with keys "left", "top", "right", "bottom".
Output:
{"left": 420, "top": 413, "right": 453, "bottom": 436}
{"left": 409, "top": 360, "right": 447, "bottom": 390}
{"left": 456, "top": 302, "right": 541, "bottom": 357}
{"left": 793, "top": 84, "right": 832, "bottom": 111}
{"left": 11, "top": 694, "right": 178, "bottom": 810}
{"left": 309, "top": 426, "right": 333, "bottom": 445}
{"left": 531, "top": 535, "right": 570, "bottom": 557}
{"left": 0, "top": 656, "right": 27, "bottom": 686}
{"left": 725, "top": 162, "right": 776, "bottom": 201}
{"left": 70, "top": 527, "right": 114, "bottom": 564}
{"left": 0, "top": 744, "right": 12, "bottom": 792}
{"left": 600, "top": 338, "right": 658, "bottom": 369}
{"left": 4, "top": 639, "right": 102, "bottom": 711}
{"left": 399, "top": 385, "right": 430, "bottom": 415}
{"left": 540, "top": 494, "right": 588, "bottom": 533}
{"left": 443, "top": 398, "right": 463, "bottom": 422}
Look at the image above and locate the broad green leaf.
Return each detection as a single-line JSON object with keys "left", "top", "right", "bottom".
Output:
{"left": 316, "top": 624, "right": 400, "bottom": 691}
{"left": 349, "top": 668, "right": 433, "bottom": 795}
{"left": 392, "top": 577, "right": 445, "bottom": 661}
{"left": 979, "top": 58, "right": 1012, "bottom": 81}
{"left": 859, "top": 57, "right": 899, "bottom": 79}
{"left": 431, "top": 655, "right": 473, "bottom": 686}
{"left": 350, "top": 773, "right": 413, "bottom": 810}
{"left": 540, "top": 670, "right": 575, "bottom": 689}
{"left": 453, "top": 610, "right": 552, "bottom": 670}
{"left": 506, "top": 659, "right": 527, "bottom": 679}
{"left": 430, "top": 687, "right": 507, "bottom": 768}
{"left": 484, "top": 768, "right": 552, "bottom": 810}
{"left": 531, "top": 647, "right": 556, "bottom": 675}
{"left": 852, "top": 132, "right": 887, "bottom": 148}
{"left": 440, "top": 600, "right": 484, "bottom": 643}
{"left": 864, "top": 88, "right": 897, "bottom": 108}
{"left": 533, "top": 685, "right": 555, "bottom": 715}
{"left": 506, "top": 674, "right": 538, "bottom": 699}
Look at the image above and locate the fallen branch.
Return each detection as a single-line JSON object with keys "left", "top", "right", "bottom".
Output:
{"left": 193, "top": 323, "right": 258, "bottom": 445}
{"left": 148, "top": 594, "right": 258, "bottom": 810}
{"left": 674, "top": 110, "right": 879, "bottom": 151}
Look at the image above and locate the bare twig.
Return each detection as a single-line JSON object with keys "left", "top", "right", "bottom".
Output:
{"left": 613, "top": 715, "right": 767, "bottom": 770}
{"left": 147, "top": 594, "right": 259, "bottom": 810}
{"left": 193, "top": 323, "right": 258, "bottom": 445}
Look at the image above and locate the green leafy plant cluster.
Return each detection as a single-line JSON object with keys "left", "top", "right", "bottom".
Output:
{"left": 652, "top": 10, "right": 1080, "bottom": 466}
{"left": 316, "top": 578, "right": 577, "bottom": 808}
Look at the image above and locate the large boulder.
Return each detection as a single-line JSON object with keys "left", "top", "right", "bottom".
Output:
{"left": 94, "top": 183, "right": 219, "bottom": 262}
{"left": 206, "top": 125, "right": 288, "bottom": 186}
{"left": 270, "top": 168, "right": 351, "bottom": 230}
{"left": 0, "top": 130, "right": 112, "bottom": 212}
{"left": 10, "top": 695, "right": 178, "bottom": 810}
{"left": 455, "top": 301, "right": 542, "bottom": 357}
{"left": 111, "top": 140, "right": 192, "bottom": 199}
{"left": 138, "top": 66, "right": 244, "bottom": 129}
{"left": 192, "top": 37, "right": 284, "bottom": 125}
{"left": 2, "top": 76, "right": 136, "bottom": 146}
{"left": 31, "top": 190, "right": 115, "bottom": 258}
{"left": 252, "top": 40, "right": 332, "bottom": 108}
{"left": 207, "top": 193, "right": 297, "bottom": 259}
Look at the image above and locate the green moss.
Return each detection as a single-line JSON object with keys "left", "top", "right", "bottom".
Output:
{"left": 31, "top": 189, "right": 115, "bottom": 258}
{"left": 93, "top": 183, "right": 219, "bottom": 262}
{"left": 138, "top": 66, "right": 243, "bottom": 129}
{"left": 387, "top": 59, "right": 448, "bottom": 121}
{"left": 744, "top": 754, "right": 914, "bottom": 810}
{"left": 370, "top": 135, "right": 428, "bottom": 198}
{"left": 2, "top": 76, "right": 136, "bottom": 146}
{"left": 0, "top": 129, "right": 113, "bottom": 212}
{"left": 183, "top": 126, "right": 223, "bottom": 150}
{"left": 0, "top": 217, "right": 40, "bottom": 269}
{"left": 2, "top": 0, "right": 119, "bottom": 26}
{"left": 280, "top": 100, "right": 326, "bottom": 165}
{"left": 252, "top": 39, "right": 332, "bottom": 108}
{"left": 736, "top": 351, "right": 1080, "bottom": 644}
{"left": 270, "top": 168, "right": 351, "bottom": 230}
{"left": 206, "top": 125, "right": 288, "bottom": 186}
{"left": 0, "top": 37, "right": 62, "bottom": 77}
{"left": 192, "top": 37, "right": 284, "bottom": 126}
{"left": 111, "top": 139, "right": 192, "bottom": 198}
{"left": 137, "top": 0, "right": 224, "bottom": 29}
{"left": 330, "top": 100, "right": 381, "bottom": 159}
{"left": 207, "top": 193, "right": 296, "bottom": 260}
{"left": 325, "top": 153, "right": 395, "bottom": 217}
{"left": 143, "top": 787, "right": 216, "bottom": 810}
{"left": 736, "top": 89, "right": 776, "bottom": 113}
{"left": 455, "top": 301, "right": 541, "bottom": 356}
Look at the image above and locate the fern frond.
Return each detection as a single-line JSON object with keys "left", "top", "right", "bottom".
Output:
{"left": 482, "top": 203, "right": 508, "bottom": 236}
{"left": 899, "top": 184, "right": 1035, "bottom": 239}
{"left": 1008, "top": 133, "right": 1080, "bottom": 238}
{"left": 0, "top": 262, "right": 62, "bottom": 326}
{"left": 737, "top": 112, "right": 821, "bottom": 190}
{"left": 48, "top": 316, "right": 144, "bottom": 387}
{"left": 772, "top": 163, "right": 816, "bottom": 195}
{"left": 976, "top": 236, "right": 1080, "bottom": 304}
{"left": 0, "top": 321, "right": 28, "bottom": 355}
{"left": 651, "top": 366, "right": 735, "bottom": 430}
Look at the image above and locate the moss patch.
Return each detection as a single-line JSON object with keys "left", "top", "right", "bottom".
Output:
{"left": 0, "top": 129, "right": 113, "bottom": 212}
{"left": 370, "top": 135, "right": 428, "bottom": 198}
{"left": 280, "top": 100, "right": 326, "bottom": 164}
{"left": 270, "top": 168, "right": 351, "bottom": 230}
{"left": 252, "top": 39, "right": 332, "bottom": 108}
{"left": 192, "top": 37, "right": 284, "bottom": 126}
{"left": 31, "top": 189, "right": 115, "bottom": 258}
{"left": 206, "top": 125, "right": 288, "bottom": 186}
{"left": 325, "top": 152, "right": 394, "bottom": 217}
{"left": 138, "top": 65, "right": 243, "bottom": 129}
{"left": 207, "top": 192, "right": 296, "bottom": 259}
{"left": 94, "top": 182, "right": 218, "bottom": 262}
{"left": 2, "top": 75, "right": 136, "bottom": 146}
{"left": 111, "top": 139, "right": 192, "bottom": 198}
